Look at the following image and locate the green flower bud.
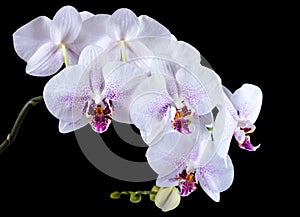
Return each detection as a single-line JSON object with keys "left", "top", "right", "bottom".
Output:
{"left": 149, "top": 185, "right": 160, "bottom": 201}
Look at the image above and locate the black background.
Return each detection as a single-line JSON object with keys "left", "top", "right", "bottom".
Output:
{"left": 0, "top": 0, "right": 290, "bottom": 215}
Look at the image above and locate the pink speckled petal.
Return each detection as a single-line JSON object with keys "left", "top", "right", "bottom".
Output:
{"left": 43, "top": 65, "right": 91, "bottom": 123}
{"left": 196, "top": 154, "right": 234, "bottom": 202}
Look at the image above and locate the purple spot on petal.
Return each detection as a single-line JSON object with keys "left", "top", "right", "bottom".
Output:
{"left": 146, "top": 95, "right": 171, "bottom": 119}
{"left": 182, "top": 83, "right": 208, "bottom": 106}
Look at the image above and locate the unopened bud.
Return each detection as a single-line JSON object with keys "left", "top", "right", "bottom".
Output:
{"left": 154, "top": 186, "right": 181, "bottom": 212}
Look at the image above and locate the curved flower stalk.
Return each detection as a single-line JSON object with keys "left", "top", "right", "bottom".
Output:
{"left": 223, "top": 84, "right": 263, "bottom": 151}
{"left": 43, "top": 45, "right": 147, "bottom": 133}
{"left": 13, "top": 5, "right": 101, "bottom": 76}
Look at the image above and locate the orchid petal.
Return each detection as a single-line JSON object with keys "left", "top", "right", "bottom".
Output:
{"left": 180, "top": 120, "right": 217, "bottom": 168}
{"left": 213, "top": 107, "right": 237, "bottom": 158}
{"left": 26, "top": 42, "right": 63, "bottom": 76}
{"left": 13, "top": 16, "right": 51, "bottom": 61}
{"left": 150, "top": 58, "right": 181, "bottom": 96}
{"left": 74, "top": 14, "right": 110, "bottom": 54}
{"left": 129, "top": 74, "right": 171, "bottom": 143}
{"left": 66, "top": 48, "right": 79, "bottom": 65}
{"left": 78, "top": 45, "right": 103, "bottom": 67}
{"left": 192, "top": 65, "right": 223, "bottom": 108}
{"left": 199, "top": 112, "right": 214, "bottom": 126}
{"left": 82, "top": 49, "right": 118, "bottom": 94}
{"left": 146, "top": 130, "right": 197, "bottom": 177}
{"left": 176, "top": 68, "right": 211, "bottom": 115}
{"left": 50, "top": 5, "right": 82, "bottom": 44}
{"left": 79, "top": 11, "right": 94, "bottom": 21}
{"left": 231, "top": 83, "right": 263, "bottom": 123}
{"left": 223, "top": 85, "right": 239, "bottom": 120}
{"left": 156, "top": 170, "right": 182, "bottom": 187}
{"left": 137, "top": 15, "right": 171, "bottom": 38}
{"left": 130, "top": 93, "right": 172, "bottom": 144}
{"left": 136, "top": 37, "right": 201, "bottom": 70}
{"left": 124, "top": 40, "right": 154, "bottom": 69}
{"left": 58, "top": 119, "right": 89, "bottom": 134}
{"left": 107, "top": 8, "right": 139, "bottom": 41}
{"left": 234, "top": 128, "right": 246, "bottom": 144}
{"left": 196, "top": 154, "right": 234, "bottom": 202}
{"left": 43, "top": 65, "right": 91, "bottom": 123}
{"left": 103, "top": 62, "right": 149, "bottom": 123}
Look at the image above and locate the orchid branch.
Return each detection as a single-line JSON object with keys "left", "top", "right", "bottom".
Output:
{"left": 110, "top": 185, "right": 160, "bottom": 203}
{"left": 0, "top": 96, "right": 44, "bottom": 154}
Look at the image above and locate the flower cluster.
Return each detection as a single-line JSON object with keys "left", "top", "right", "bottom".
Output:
{"left": 13, "top": 5, "right": 263, "bottom": 211}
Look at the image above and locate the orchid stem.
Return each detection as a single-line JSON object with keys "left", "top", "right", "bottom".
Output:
{"left": 61, "top": 44, "right": 70, "bottom": 67}
{"left": 120, "top": 40, "right": 128, "bottom": 62}
{"left": 110, "top": 185, "right": 160, "bottom": 203}
{"left": 0, "top": 96, "right": 44, "bottom": 154}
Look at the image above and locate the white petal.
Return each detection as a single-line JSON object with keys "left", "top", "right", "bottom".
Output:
{"left": 192, "top": 65, "right": 223, "bottom": 108}
{"left": 50, "top": 5, "right": 82, "bottom": 44}
{"left": 13, "top": 16, "right": 51, "bottom": 61}
{"left": 43, "top": 65, "right": 91, "bottom": 122}
{"left": 186, "top": 122, "right": 215, "bottom": 167}
{"left": 231, "top": 83, "right": 263, "bottom": 123}
{"left": 199, "top": 112, "right": 214, "bottom": 126}
{"left": 146, "top": 130, "right": 197, "bottom": 176}
{"left": 176, "top": 68, "right": 212, "bottom": 115}
{"left": 156, "top": 170, "right": 183, "bottom": 187}
{"left": 222, "top": 85, "right": 233, "bottom": 99}
{"left": 58, "top": 119, "right": 89, "bottom": 133}
{"left": 82, "top": 51, "right": 117, "bottom": 93}
{"left": 74, "top": 14, "right": 110, "bottom": 53}
{"left": 223, "top": 85, "right": 239, "bottom": 120}
{"left": 136, "top": 37, "right": 201, "bottom": 70}
{"left": 107, "top": 8, "right": 139, "bottom": 41}
{"left": 137, "top": 15, "right": 171, "bottom": 38}
{"left": 234, "top": 128, "right": 245, "bottom": 144}
{"left": 125, "top": 40, "right": 154, "bottom": 69}
{"left": 130, "top": 93, "right": 172, "bottom": 144}
{"left": 213, "top": 106, "right": 237, "bottom": 158}
{"left": 129, "top": 75, "right": 171, "bottom": 143}
{"left": 150, "top": 58, "right": 181, "bottom": 96}
{"left": 197, "top": 155, "right": 234, "bottom": 202}
{"left": 194, "top": 139, "right": 217, "bottom": 168}
{"left": 80, "top": 11, "right": 94, "bottom": 21}
{"left": 103, "top": 62, "right": 150, "bottom": 123}
{"left": 67, "top": 48, "right": 79, "bottom": 65}
{"left": 78, "top": 45, "right": 103, "bottom": 67}
{"left": 26, "top": 42, "right": 63, "bottom": 76}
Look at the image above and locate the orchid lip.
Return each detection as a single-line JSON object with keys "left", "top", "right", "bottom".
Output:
{"left": 238, "top": 135, "right": 261, "bottom": 151}
{"left": 86, "top": 97, "right": 113, "bottom": 133}
{"left": 176, "top": 169, "right": 197, "bottom": 196}
{"left": 171, "top": 104, "right": 194, "bottom": 135}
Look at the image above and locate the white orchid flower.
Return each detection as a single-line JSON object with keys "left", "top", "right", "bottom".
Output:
{"left": 223, "top": 84, "right": 262, "bottom": 151}
{"left": 146, "top": 124, "right": 234, "bottom": 202}
{"left": 129, "top": 55, "right": 224, "bottom": 145}
{"left": 13, "top": 5, "right": 105, "bottom": 76}
{"left": 43, "top": 45, "right": 147, "bottom": 133}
